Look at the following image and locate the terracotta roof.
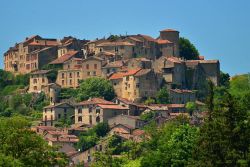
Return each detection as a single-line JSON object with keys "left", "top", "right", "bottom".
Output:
{"left": 160, "top": 29, "right": 179, "bottom": 32}
{"left": 109, "top": 69, "right": 141, "bottom": 80}
{"left": 146, "top": 104, "right": 169, "bottom": 111}
{"left": 76, "top": 98, "right": 115, "bottom": 106}
{"left": 96, "top": 51, "right": 115, "bottom": 56}
{"left": 138, "top": 34, "right": 156, "bottom": 42}
{"left": 170, "top": 89, "right": 194, "bottom": 93}
{"left": 36, "top": 126, "right": 57, "bottom": 131}
{"left": 199, "top": 60, "right": 219, "bottom": 64}
{"left": 112, "top": 123, "right": 134, "bottom": 130}
{"left": 167, "top": 57, "right": 183, "bottom": 64}
{"left": 47, "top": 130, "right": 67, "bottom": 135}
{"left": 134, "top": 69, "right": 151, "bottom": 77}
{"left": 157, "top": 39, "right": 173, "bottom": 44}
{"left": 31, "top": 70, "right": 51, "bottom": 75}
{"left": 127, "top": 36, "right": 143, "bottom": 43}
{"left": 97, "top": 104, "right": 129, "bottom": 110}
{"left": 49, "top": 51, "right": 78, "bottom": 64}
{"left": 167, "top": 104, "right": 185, "bottom": 108}
{"left": 97, "top": 41, "right": 134, "bottom": 47}
{"left": 132, "top": 129, "right": 145, "bottom": 136}
{"left": 28, "top": 40, "right": 58, "bottom": 46}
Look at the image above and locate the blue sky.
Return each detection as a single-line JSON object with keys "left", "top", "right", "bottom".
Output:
{"left": 0, "top": 0, "right": 249, "bottom": 75}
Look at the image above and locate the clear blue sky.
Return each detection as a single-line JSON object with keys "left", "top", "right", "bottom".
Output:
{"left": 1, "top": 0, "right": 249, "bottom": 76}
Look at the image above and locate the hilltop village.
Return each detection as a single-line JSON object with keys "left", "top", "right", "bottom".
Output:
{"left": 3, "top": 28, "right": 220, "bottom": 166}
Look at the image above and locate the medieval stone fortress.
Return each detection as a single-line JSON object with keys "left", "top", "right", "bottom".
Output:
{"left": 3, "top": 28, "right": 220, "bottom": 165}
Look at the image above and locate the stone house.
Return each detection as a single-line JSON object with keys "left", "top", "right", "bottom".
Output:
{"left": 109, "top": 69, "right": 160, "bottom": 102}
{"left": 43, "top": 102, "right": 75, "bottom": 126}
{"left": 144, "top": 104, "right": 170, "bottom": 118}
{"left": 56, "top": 57, "right": 83, "bottom": 89}
{"left": 4, "top": 35, "right": 59, "bottom": 74}
{"left": 108, "top": 114, "right": 145, "bottom": 129}
{"left": 112, "top": 97, "right": 146, "bottom": 116}
{"left": 127, "top": 57, "right": 152, "bottom": 69}
{"left": 84, "top": 39, "right": 108, "bottom": 55}
{"left": 101, "top": 60, "right": 127, "bottom": 77}
{"left": 82, "top": 56, "right": 104, "bottom": 79}
{"left": 29, "top": 70, "right": 53, "bottom": 93}
{"left": 74, "top": 98, "right": 128, "bottom": 126}
{"left": 167, "top": 104, "right": 186, "bottom": 113}
{"left": 95, "top": 41, "right": 136, "bottom": 60}
{"left": 169, "top": 89, "right": 196, "bottom": 104}
{"left": 41, "top": 83, "right": 61, "bottom": 105}
{"left": 49, "top": 50, "right": 80, "bottom": 68}
{"left": 153, "top": 56, "right": 186, "bottom": 88}
{"left": 57, "top": 36, "right": 88, "bottom": 57}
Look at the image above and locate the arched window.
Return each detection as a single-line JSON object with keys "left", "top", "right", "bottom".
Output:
{"left": 96, "top": 116, "right": 100, "bottom": 123}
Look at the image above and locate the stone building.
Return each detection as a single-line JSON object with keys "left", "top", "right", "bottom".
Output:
{"left": 108, "top": 115, "right": 145, "bottom": 129}
{"left": 4, "top": 35, "right": 59, "bottom": 74}
{"left": 169, "top": 89, "right": 196, "bottom": 104}
{"left": 102, "top": 60, "right": 126, "bottom": 77}
{"left": 57, "top": 36, "right": 88, "bottom": 57}
{"left": 127, "top": 57, "right": 152, "bottom": 69}
{"left": 29, "top": 70, "right": 53, "bottom": 93}
{"left": 74, "top": 98, "right": 128, "bottom": 126}
{"left": 109, "top": 69, "right": 160, "bottom": 102}
{"left": 82, "top": 56, "right": 104, "bottom": 79}
{"left": 43, "top": 102, "right": 75, "bottom": 126}
{"left": 49, "top": 50, "right": 80, "bottom": 68}
{"left": 56, "top": 57, "right": 83, "bottom": 88}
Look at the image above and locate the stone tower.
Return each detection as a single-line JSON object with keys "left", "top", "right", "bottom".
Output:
{"left": 49, "top": 83, "right": 61, "bottom": 105}
{"left": 159, "top": 29, "right": 180, "bottom": 57}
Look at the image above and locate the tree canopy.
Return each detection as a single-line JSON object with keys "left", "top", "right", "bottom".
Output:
{"left": 156, "top": 87, "right": 169, "bottom": 104}
{"left": 77, "top": 77, "right": 115, "bottom": 101}
{"left": 179, "top": 37, "right": 199, "bottom": 60}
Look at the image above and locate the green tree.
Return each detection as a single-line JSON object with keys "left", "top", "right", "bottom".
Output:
{"left": 186, "top": 102, "right": 196, "bottom": 116}
{"left": 144, "top": 97, "right": 155, "bottom": 105}
{"left": 189, "top": 85, "right": 250, "bottom": 166}
{"left": 77, "top": 78, "right": 115, "bottom": 101}
{"left": 179, "top": 37, "right": 199, "bottom": 60}
{"left": 0, "top": 117, "right": 68, "bottom": 167}
{"left": 219, "top": 71, "right": 230, "bottom": 87}
{"left": 156, "top": 87, "right": 169, "bottom": 104}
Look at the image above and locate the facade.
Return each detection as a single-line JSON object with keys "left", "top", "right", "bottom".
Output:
{"left": 82, "top": 56, "right": 104, "bottom": 79}
{"left": 109, "top": 69, "right": 160, "bottom": 102}
{"left": 4, "top": 35, "right": 59, "bottom": 74}
{"left": 43, "top": 102, "right": 75, "bottom": 126}
{"left": 112, "top": 97, "right": 146, "bottom": 116}
{"left": 29, "top": 70, "right": 52, "bottom": 93}
{"left": 75, "top": 98, "right": 129, "bottom": 126}
{"left": 102, "top": 60, "right": 126, "bottom": 78}
{"left": 169, "top": 89, "right": 196, "bottom": 104}
{"left": 108, "top": 114, "right": 145, "bottom": 129}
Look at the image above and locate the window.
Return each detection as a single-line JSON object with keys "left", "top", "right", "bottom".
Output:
{"left": 58, "top": 114, "right": 61, "bottom": 119}
{"left": 93, "top": 71, "right": 96, "bottom": 76}
{"left": 89, "top": 115, "right": 92, "bottom": 125}
{"left": 34, "top": 86, "right": 37, "bottom": 90}
{"left": 77, "top": 72, "right": 80, "bottom": 77}
{"left": 62, "top": 80, "right": 65, "bottom": 85}
{"left": 33, "top": 79, "right": 37, "bottom": 84}
{"left": 86, "top": 64, "right": 89, "bottom": 69}
{"left": 78, "top": 108, "right": 82, "bottom": 114}
{"left": 69, "top": 73, "right": 72, "bottom": 78}
{"left": 96, "top": 108, "right": 100, "bottom": 114}
{"left": 42, "top": 78, "right": 45, "bottom": 83}
{"left": 94, "top": 64, "right": 97, "bottom": 69}
{"left": 89, "top": 107, "right": 92, "bottom": 113}
{"left": 87, "top": 72, "right": 90, "bottom": 76}
{"left": 78, "top": 116, "right": 82, "bottom": 122}
{"left": 69, "top": 79, "right": 72, "bottom": 85}
{"left": 96, "top": 116, "right": 100, "bottom": 123}
{"left": 62, "top": 73, "right": 65, "bottom": 78}
{"left": 126, "top": 76, "right": 129, "bottom": 81}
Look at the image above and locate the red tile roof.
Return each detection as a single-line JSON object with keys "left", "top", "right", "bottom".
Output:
{"left": 109, "top": 69, "right": 141, "bottom": 80}
{"left": 170, "top": 89, "right": 194, "bottom": 93}
{"left": 97, "top": 41, "right": 135, "bottom": 47}
{"left": 77, "top": 98, "right": 115, "bottom": 106}
{"left": 157, "top": 39, "right": 173, "bottom": 44}
{"left": 167, "top": 104, "right": 185, "bottom": 108}
{"left": 103, "top": 60, "right": 124, "bottom": 68}
{"left": 167, "top": 57, "right": 183, "bottom": 64}
{"left": 31, "top": 70, "right": 51, "bottom": 75}
{"left": 138, "top": 34, "right": 156, "bottom": 42}
{"left": 49, "top": 50, "right": 78, "bottom": 64}
{"left": 97, "top": 104, "right": 129, "bottom": 110}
